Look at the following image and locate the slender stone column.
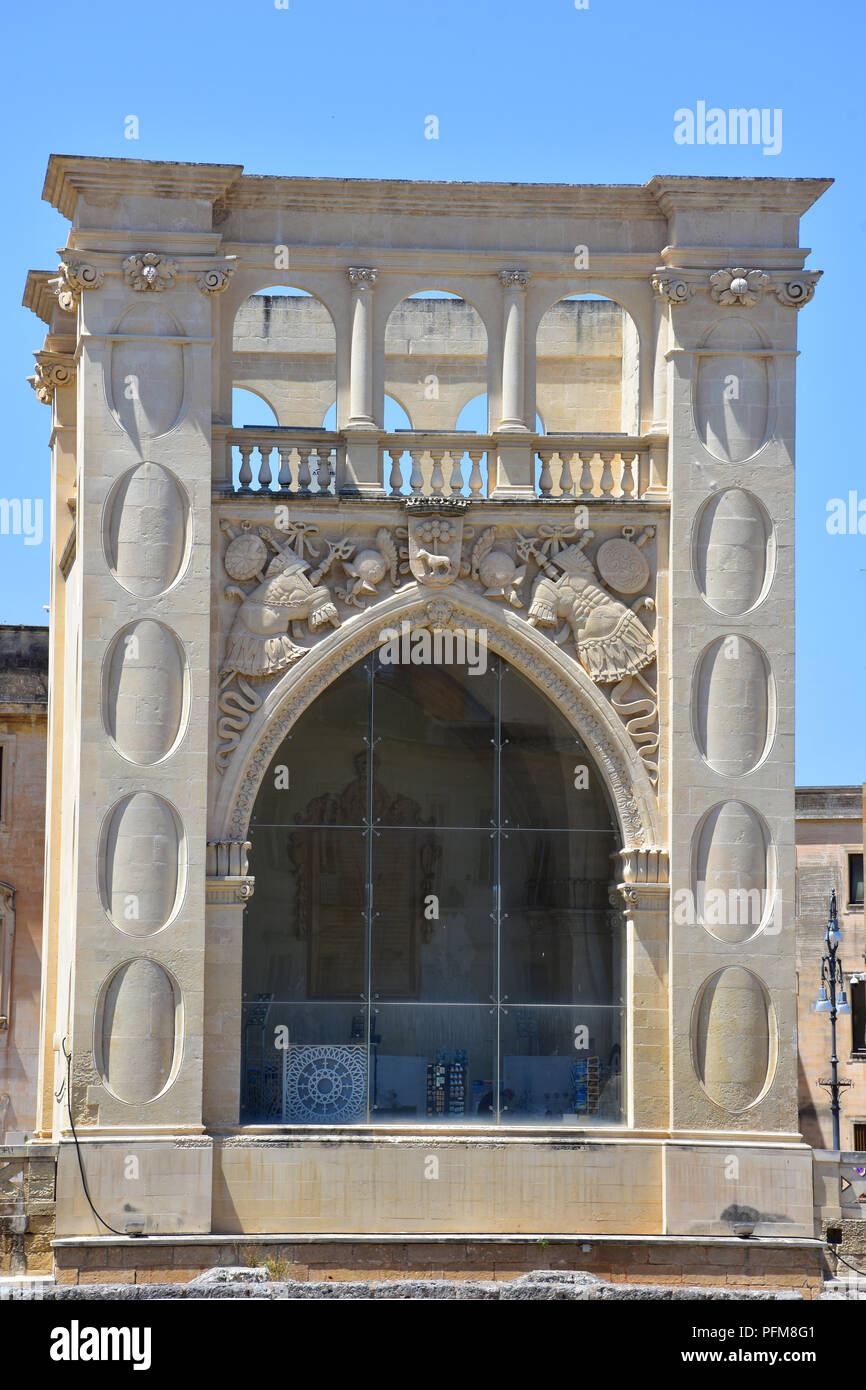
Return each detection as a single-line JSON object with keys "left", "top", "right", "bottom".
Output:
{"left": 619, "top": 850, "right": 670, "bottom": 1131}
{"left": 203, "top": 841, "right": 254, "bottom": 1128}
{"left": 498, "top": 269, "right": 530, "bottom": 430}
{"left": 346, "top": 266, "right": 378, "bottom": 427}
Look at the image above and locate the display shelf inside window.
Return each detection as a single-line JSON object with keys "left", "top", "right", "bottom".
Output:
{"left": 426, "top": 1048, "right": 467, "bottom": 1117}
{"left": 570, "top": 1056, "right": 612, "bottom": 1116}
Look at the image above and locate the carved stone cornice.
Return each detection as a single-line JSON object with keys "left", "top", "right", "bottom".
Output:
{"left": 28, "top": 351, "right": 75, "bottom": 404}
{"left": 347, "top": 266, "right": 378, "bottom": 288}
{"left": 498, "top": 269, "right": 530, "bottom": 289}
{"left": 122, "top": 251, "right": 180, "bottom": 292}
{"left": 51, "top": 260, "right": 104, "bottom": 312}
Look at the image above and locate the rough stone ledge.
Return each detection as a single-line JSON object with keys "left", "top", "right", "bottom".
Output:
{"left": 2, "top": 1268, "right": 828, "bottom": 1301}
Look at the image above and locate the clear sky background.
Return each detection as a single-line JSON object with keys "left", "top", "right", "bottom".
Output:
{"left": 0, "top": 0, "right": 861, "bottom": 784}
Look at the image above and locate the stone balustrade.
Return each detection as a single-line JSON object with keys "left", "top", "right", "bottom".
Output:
{"left": 218, "top": 427, "right": 664, "bottom": 501}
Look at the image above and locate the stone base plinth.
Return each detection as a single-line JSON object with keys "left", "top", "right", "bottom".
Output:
{"left": 51, "top": 1232, "right": 825, "bottom": 1294}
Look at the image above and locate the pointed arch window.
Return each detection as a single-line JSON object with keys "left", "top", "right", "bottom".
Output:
{"left": 241, "top": 651, "right": 624, "bottom": 1126}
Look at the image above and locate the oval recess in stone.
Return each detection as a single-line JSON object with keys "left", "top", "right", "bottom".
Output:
{"left": 100, "top": 792, "right": 186, "bottom": 935}
{"left": 693, "top": 967, "right": 776, "bottom": 1111}
{"left": 103, "top": 620, "right": 189, "bottom": 765}
{"left": 99, "top": 959, "right": 181, "bottom": 1104}
{"left": 693, "top": 635, "right": 774, "bottom": 776}
{"left": 693, "top": 801, "right": 774, "bottom": 942}
{"left": 104, "top": 462, "right": 190, "bottom": 597}
{"left": 694, "top": 319, "right": 769, "bottom": 463}
{"left": 108, "top": 304, "right": 185, "bottom": 446}
{"left": 693, "top": 488, "right": 773, "bottom": 616}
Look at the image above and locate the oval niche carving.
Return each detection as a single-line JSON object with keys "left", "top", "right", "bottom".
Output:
{"left": 104, "top": 462, "right": 190, "bottom": 597}
{"left": 103, "top": 620, "right": 189, "bottom": 765}
{"left": 694, "top": 319, "right": 770, "bottom": 463}
{"left": 693, "top": 635, "right": 774, "bottom": 776}
{"left": 693, "top": 967, "right": 776, "bottom": 1111}
{"left": 98, "top": 959, "right": 181, "bottom": 1104}
{"left": 108, "top": 304, "right": 186, "bottom": 446}
{"left": 100, "top": 792, "right": 186, "bottom": 935}
{"left": 692, "top": 801, "right": 775, "bottom": 942}
{"left": 693, "top": 488, "right": 773, "bottom": 616}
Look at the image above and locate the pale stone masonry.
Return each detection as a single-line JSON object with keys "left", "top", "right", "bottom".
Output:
{"left": 0, "top": 626, "right": 48, "bottom": 1142}
{"left": 16, "top": 156, "right": 834, "bottom": 1280}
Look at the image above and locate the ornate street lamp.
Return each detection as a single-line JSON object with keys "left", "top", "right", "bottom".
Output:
{"left": 814, "top": 890, "right": 852, "bottom": 1151}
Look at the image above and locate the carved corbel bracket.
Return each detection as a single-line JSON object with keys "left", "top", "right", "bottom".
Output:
{"left": 28, "top": 350, "right": 76, "bottom": 404}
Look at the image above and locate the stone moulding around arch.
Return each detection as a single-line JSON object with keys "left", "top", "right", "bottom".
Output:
{"left": 212, "top": 583, "right": 661, "bottom": 851}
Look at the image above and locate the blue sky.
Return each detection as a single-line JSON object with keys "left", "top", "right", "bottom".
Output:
{"left": 0, "top": 0, "right": 861, "bottom": 784}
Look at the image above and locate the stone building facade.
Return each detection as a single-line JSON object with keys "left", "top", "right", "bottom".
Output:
{"left": 0, "top": 626, "right": 48, "bottom": 1142}
{"left": 13, "top": 156, "right": 836, "bottom": 1284}
{"left": 796, "top": 786, "right": 866, "bottom": 1152}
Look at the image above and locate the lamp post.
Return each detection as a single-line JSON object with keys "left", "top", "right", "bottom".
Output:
{"left": 814, "top": 890, "right": 852, "bottom": 1151}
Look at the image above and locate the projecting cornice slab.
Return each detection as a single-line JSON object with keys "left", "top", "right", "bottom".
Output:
{"left": 42, "top": 154, "right": 244, "bottom": 220}
{"left": 647, "top": 175, "right": 833, "bottom": 220}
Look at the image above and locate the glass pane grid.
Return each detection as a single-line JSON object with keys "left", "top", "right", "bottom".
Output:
{"left": 241, "top": 654, "right": 624, "bottom": 1126}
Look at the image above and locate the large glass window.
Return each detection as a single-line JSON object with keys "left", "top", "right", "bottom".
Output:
{"left": 241, "top": 651, "right": 624, "bottom": 1125}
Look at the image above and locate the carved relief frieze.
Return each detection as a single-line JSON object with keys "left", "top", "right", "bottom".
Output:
{"left": 651, "top": 267, "right": 819, "bottom": 310}
{"left": 214, "top": 505, "right": 661, "bottom": 790}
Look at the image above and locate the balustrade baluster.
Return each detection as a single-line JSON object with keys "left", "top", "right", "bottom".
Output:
{"left": 578, "top": 451, "right": 595, "bottom": 498}
{"left": 409, "top": 450, "right": 424, "bottom": 496}
{"left": 429, "top": 449, "right": 445, "bottom": 496}
{"left": 620, "top": 451, "right": 636, "bottom": 500}
{"left": 238, "top": 443, "right": 253, "bottom": 492}
{"left": 257, "top": 445, "right": 272, "bottom": 491}
{"left": 277, "top": 446, "right": 293, "bottom": 490}
{"left": 558, "top": 452, "right": 575, "bottom": 497}
{"left": 388, "top": 448, "right": 403, "bottom": 497}
{"left": 297, "top": 447, "right": 312, "bottom": 495}
{"left": 315, "top": 447, "right": 332, "bottom": 493}
{"left": 599, "top": 452, "right": 615, "bottom": 498}
{"left": 448, "top": 451, "right": 464, "bottom": 495}
{"left": 467, "top": 450, "right": 484, "bottom": 498}
{"left": 537, "top": 450, "right": 555, "bottom": 497}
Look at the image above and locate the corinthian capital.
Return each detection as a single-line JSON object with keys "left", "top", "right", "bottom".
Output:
{"left": 498, "top": 269, "right": 530, "bottom": 289}
{"left": 347, "top": 266, "right": 378, "bottom": 288}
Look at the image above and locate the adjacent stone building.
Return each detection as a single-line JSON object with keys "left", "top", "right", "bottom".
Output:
{"left": 0, "top": 626, "right": 48, "bottom": 1142}
{"left": 7, "top": 156, "right": 841, "bottom": 1285}
{"left": 796, "top": 787, "right": 866, "bottom": 1152}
